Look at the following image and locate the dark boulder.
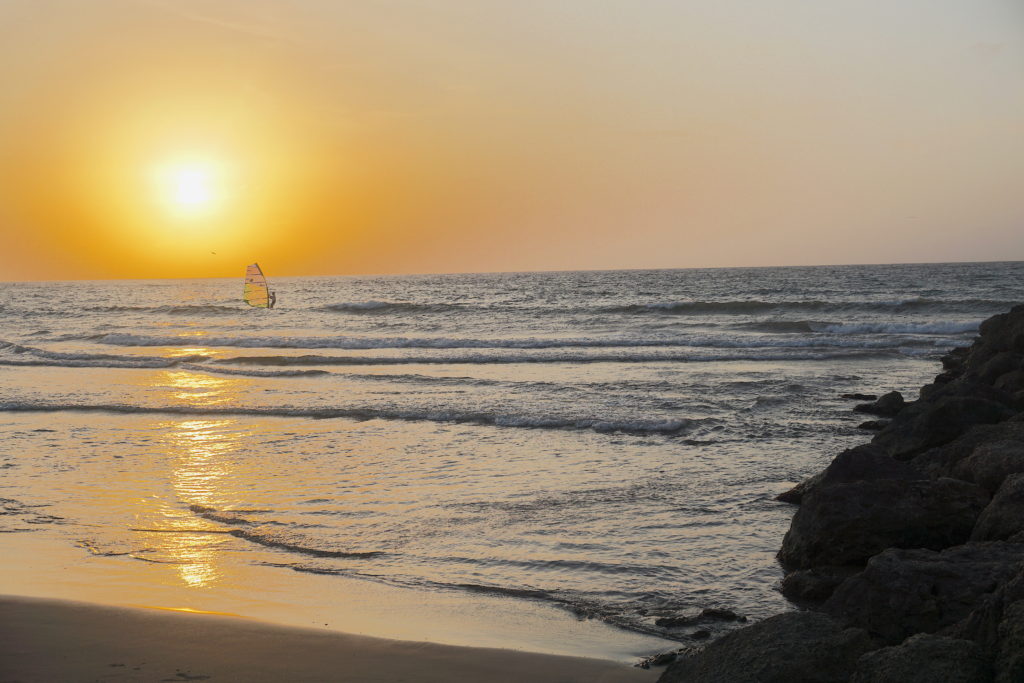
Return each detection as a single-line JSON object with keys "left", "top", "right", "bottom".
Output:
{"left": 953, "top": 439, "right": 1024, "bottom": 494}
{"left": 912, "top": 422, "right": 1024, "bottom": 482}
{"left": 849, "top": 634, "right": 992, "bottom": 683}
{"left": 776, "top": 470, "right": 824, "bottom": 505}
{"left": 973, "top": 305, "right": 1024, "bottom": 361}
{"left": 995, "top": 369, "right": 1024, "bottom": 396}
{"left": 824, "top": 543, "right": 1024, "bottom": 644}
{"left": 872, "top": 388, "right": 1017, "bottom": 460}
{"left": 781, "top": 566, "right": 861, "bottom": 603}
{"left": 854, "top": 391, "right": 905, "bottom": 417}
{"left": 657, "top": 611, "right": 875, "bottom": 683}
{"left": 858, "top": 420, "right": 889, "bottom": 431}
{"left": 778, "top": 478, "right": 988, "bottom": 569}
{"left": 996, "top": 600, "right": 1024, "bottom": 683}
{"left": 949, "top": 562, "right": 1024, "bottom": 657}
{"left": 777, "top": 444, "right": 920, "bottom": 506}
{"left": 972, "top": 473, "right": 1024, "bottom": 541}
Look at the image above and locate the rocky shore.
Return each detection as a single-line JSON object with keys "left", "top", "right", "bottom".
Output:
{"left": 658, "top": 305, "right": 1024, "bottom": 682}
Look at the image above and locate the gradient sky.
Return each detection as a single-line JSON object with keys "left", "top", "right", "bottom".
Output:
{"left": 1, "top": 0, "right": 1022, "bottom": 280}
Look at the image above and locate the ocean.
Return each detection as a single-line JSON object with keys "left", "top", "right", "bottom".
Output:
{"left": 1, "top": 261, "right": 1022, "bottom": 659}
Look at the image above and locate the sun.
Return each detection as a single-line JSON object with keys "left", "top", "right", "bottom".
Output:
{"left": 153, "top": 158, "right": 225, "bottom": 217}
{"left": 174, "top": 168, "right": 213, "bottom": 207}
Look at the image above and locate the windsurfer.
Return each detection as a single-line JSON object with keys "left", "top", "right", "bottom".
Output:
{"left": 269, "top": 292, "right": 276, "bottom": 309}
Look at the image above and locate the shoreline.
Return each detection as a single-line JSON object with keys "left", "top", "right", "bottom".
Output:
{"left": 0, "top": 594, "right": 657, "bottom": 683}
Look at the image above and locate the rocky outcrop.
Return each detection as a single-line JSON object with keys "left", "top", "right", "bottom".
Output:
{"left": 971, "top": 474, "right": 1024, "bottom": 541}
{"left": 849, "top": 634, "right": 992, "bottom": 683}
{"left": 778, "top": 477, "right": 987, "bottom": 569}
{"left": 869, "top": 306, "right": 1024, "bottom": 461}
{"left": 823, "top": 543, "right": 1024, "bottom": 644}
{"left": 781, "top": 566, "right": 861, "bottom": 603}
{"left": 777, "top": 443, "right": 921, "bottom": 505}
{"left": 853, "top": 391, "right": 905, "bottom": 417}
{"left": 658, "top": 612, "right": 874, "bottom": 683}
{"left": 658, "top": 305, "right": 1024, "bottom": 682}
{"left": 954, "top": 438, "right": 1024, "bottom": 494}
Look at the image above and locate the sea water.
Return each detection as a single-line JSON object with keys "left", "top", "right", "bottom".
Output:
{"left": 1, "top": 262, "right": 1022, "bottom": 658}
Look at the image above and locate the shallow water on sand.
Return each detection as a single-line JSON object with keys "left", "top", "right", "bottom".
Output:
{"left": 1, "top": 262, "right": 1022, "bottom": 658}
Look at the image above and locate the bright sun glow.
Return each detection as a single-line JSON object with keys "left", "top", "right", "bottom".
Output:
{"left": 153, "top": 159, "right": 225, "bottom": 217}
{"left": 174, "top": 169, "right": 213, "bottom": 206}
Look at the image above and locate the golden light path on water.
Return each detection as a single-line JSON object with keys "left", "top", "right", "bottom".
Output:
{"left": 136, "top": 362, "right": 248, "bottom": 589}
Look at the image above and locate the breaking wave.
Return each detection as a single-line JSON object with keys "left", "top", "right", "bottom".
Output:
{"left": 601, "top": 298, "right": 1019, "bottom": 316}
{"left": 320, "top": 301, "right": 465, "bottom": 314}
{"left": 737, "top": 320, "right": 980, "bottom": 335}
{"left": 89, "top": 332, "right": 962, "bottom": 351}
{"left": 0, "top": 341, "right": 202, "bottom": 369}
{"left": 86, "top": 304, "right": 243, "bottom": 316}
{"left": 213, "top": 349, "right": 907, "bottom": 367}
{"left": 179, "top": 363, "right": 328, "bottom": 378}
{"left": 0, "top": 400, "right": 708, "bottom": 436}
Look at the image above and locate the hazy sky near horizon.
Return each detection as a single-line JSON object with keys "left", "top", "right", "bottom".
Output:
{"left": 1, "top": 0, "right": 1022, "bottom": 280}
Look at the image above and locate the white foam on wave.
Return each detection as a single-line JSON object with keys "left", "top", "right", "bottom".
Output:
{"left": 214, "top": 348, "right": 908, "bottom": 367}
{"left": 0, "top": 400, "right": 708, "bottom": 436}
{"left": 92, "top": 332, "right": 953, "bottom": 352}
{"left": 178, "top": 363, "right": 328, "bottom": 378}
{"left": 812, "top": 321, "right": 979, "bottom": 335}
{"left": 0, "top": 341, "right": 189, "bottom": 369}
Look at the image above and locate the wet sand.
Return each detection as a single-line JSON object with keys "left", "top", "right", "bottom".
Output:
{"left": 0, "top": 595, "right": 657, "bottom": 682}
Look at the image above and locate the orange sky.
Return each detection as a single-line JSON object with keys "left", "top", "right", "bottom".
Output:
{"left": 1, "top": 0, "right": 1022, "bottom": 280}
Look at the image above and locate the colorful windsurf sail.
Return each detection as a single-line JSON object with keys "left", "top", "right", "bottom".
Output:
{"left": 243, "top": 263, "right": 272, "bottom": 308}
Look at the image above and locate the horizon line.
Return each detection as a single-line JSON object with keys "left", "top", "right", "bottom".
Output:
{"left": 1, "top": 258, "right": 1021, "bottom": 284}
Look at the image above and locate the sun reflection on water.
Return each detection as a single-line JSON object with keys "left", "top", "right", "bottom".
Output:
{"left": 159, "top": 370, "right": 238, "bottom": 406}
{"left": 133, "top": 366, "right": 254, "bottom": 588}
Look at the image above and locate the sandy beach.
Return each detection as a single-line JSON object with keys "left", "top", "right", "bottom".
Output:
{"left": 0, "top": 595, "right": 657, "bottom": 683}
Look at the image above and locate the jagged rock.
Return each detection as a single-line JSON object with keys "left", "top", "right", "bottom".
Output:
{"left": 972, "top": 474, "right": 1024, "bottom": 541}
{"left": 849, "top": 633, "right": 992, "bottom": 683}
{"left": 973, "top": 307, "right": 1024, "bottom": 362}
{"left": 995, "top": 369, "right": 1024, "bottom": 395}
{"left": 843, "top": 393, "right": 878, "bottom": 401}
{"left": 655, "top": 607, "right": 745, "bottom": 628}
{"left": 778, "top": 477, "right": 988, "bottom": 569}
{"left": 700, "top": 607, "right": 740, "bottom": 621}
{"left": 781, "top": 566, "right": 861, "bottom": 603}
{"left": 974, "top": 351, "right": 1024, "bottom": 385}
{"left": 854, "top": 391, "right": 905, "bottom": 417}
{"left": 820, "top": 444, "right": 923, "bottom": 485}
{"left": 949, "top": 563, "right": 1024, "bottom": 657}
{"left": 858, "top": 420, "right": 889, "bottom": 431}
{"left": 872, "top": 388, "right": 1017, "bottom": 460}
{"left": 689, "top": 630, "right": 710, "bottom": 640}
{"left": 777, "top": 444, "right": 920, "bottom": 506}
{"left": 954, "top": 439, "right": 1024, "bottom": 494}
{"left": 657, "top": 611, "right": 875, "bottom": 683}
{"left": 996, "top": 600, "right": 1024, "bottom": 683}
{"left": 942, "top": 346, "right": 971, "bottom": 371}
{"left": 913, "top": 422, "right": 1024, "bottom": 482}
{"left": 824, "top": 543, "right": 1024, "bottom": 644}
{"left": 776, "top": 470, "right": 824, "bottom": 504}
